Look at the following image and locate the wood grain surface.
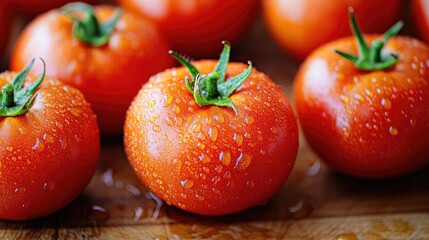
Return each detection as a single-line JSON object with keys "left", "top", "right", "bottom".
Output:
{"left": 1, "top": 6, "right": 429, "bottom": 240}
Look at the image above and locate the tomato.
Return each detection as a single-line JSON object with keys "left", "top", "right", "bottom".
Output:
{"left": 9, "top": 0, "right": 98, "bottom": 15}
{"left": 412, "top": 0, "right": 429, "bottom": 44}
{"left": 124, "top": 43, "right": 298, "bottom": 215}
{"left": 294, "top": 12, "right": 429, "bottom": 179}
{"left": 262, "top": 0, "right": 402, "bottom": 60}
{"left": 10, "top": 3, "right": 173, "bottom": 135}
{"left": 117, "top": 0, "right": 258, "bottom": 57}
{"left": 0, "top": 59, "right": 100, "bottom": 220}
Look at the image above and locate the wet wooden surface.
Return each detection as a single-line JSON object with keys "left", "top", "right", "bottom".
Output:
{"left": 1, "top": 8, "right": 429, "bottom": 240}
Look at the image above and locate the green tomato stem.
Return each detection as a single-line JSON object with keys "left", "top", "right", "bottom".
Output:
{"left": 1, "top": 84, "right": 14, "bottom": 108}
{"left": 62, "top": 2, "right": 122, "bottom": 47}
{"left": 169, "top": 41, "right": 252, "bottom": 115}
{"left": 0, "top": 58, "right": 46, "bottom": 117}
{"left": 335, "top": 7, "right": 403, "bottom": 71}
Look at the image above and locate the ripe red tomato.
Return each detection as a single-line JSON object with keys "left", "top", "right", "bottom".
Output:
{"left": 9, "top": 0, "right": 98, "bottom": 15}
{"left": 0, "top": 59, "right": 100, "bottom": 220}
{"left": 262, "top": 0, "right": 402, "bottom": 60}
{"left": 10, "top": 3, "right": 173, "bottom": 134}
{"left": 124, "top": 43, "right": 298, "bottom": 215}
{"left": 294, "top": 13, "right": 429, "bottom": 178}
{"left": 117, "top": 0, "right": 258, "bottom": 57}
{"left": 412, "top": 0, "right": 429, "bottom": 44}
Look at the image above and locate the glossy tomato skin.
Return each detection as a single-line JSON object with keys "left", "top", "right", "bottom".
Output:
{"left": 125, "top": 61, "right": 298, "bottom": 215}
{"left": 294, "top": 36, "right": 429, "bottom": 179}
{"left": 10, "top": 5, "right": 173, "bottom": 135}
{"left": 0, "top": 73, "right": 100, "bottom": 220}
{"left": 262, "top": 0, "right": 402, "bottom": 60}
{"left": 412, "top": 0, "right": 429, "bottom": 44}
{"left": 117, "top": 0, "right": 258, "bottom": 57}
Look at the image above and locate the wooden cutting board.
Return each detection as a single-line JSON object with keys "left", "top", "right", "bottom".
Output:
{"left": 1, "top": 14, "right": 429, "bottom": 240}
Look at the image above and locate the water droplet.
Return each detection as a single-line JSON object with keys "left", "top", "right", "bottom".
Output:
{"left": 213, "top": 114, "right": 225, "bottom": 123}
{"left": 234, "top": 153, "right": 251, "bottom": 171}
{"left": 244, "top": 116, "right": 255, "bottom": 125}
{"left": 195, "top": 194, "right": 205, "bottom": 201}
{"left": 244, "top": 132, "right": 251, "bottom": 139}
{"left": 6, "top": 146, "right": 13, "bottom": 152}
{"left": 165, "top": 116, "right": 174, "bottom": 126}
{"left": 233, "top": 133, "right": 243, "bottom": 146}
{"left": 193, "top": 122, "right": 202, "bottom": 133}
{"left": 288, "top": 197, "right": 313, "bottom": 219}
{"left": 197, "top": 142, "right": 205, "bottom": 150}
{"left": 69, "top": 108, "right": 82, "bottom": 117}
{"left": 43, "top": 133, "right": 55, "bottom": 144}
{"left": 32, "top": 138, "right": 45, "bottom": 152}
{"left": 164, "top": 95, "right": 173, "bottom": 107}
{"left": 389, "top": 127, "right": 398, "bottom": 136}
{"left": 208, "top": 127, "right": 218, "bottom": 142}
{"left": 335, "top": 233, "right": 358, "bottom": 240}
{"left": 199, "top": 153, "right": 211, "bottom": 163}
{"left": 89, "top": 205, "right": 109, "bottom": 222}
{"left": 219, "top": 151, "right": 231, "bottom": 166}
{"left": 0, "top": 140, "right": 3, "bottom": 146}
{"left": 100, "top": 168, "right": 114, "bottom": 187}
{"left": 246, "top": 180, "right": 255, "bottom": 188}
{"left": 410, "top": 118, "right": 416, "bottom": 127}
{"left": 149, "top": 100, "right": 156, "bottom": 107}
{"left": 354, "top": 93, "right": 364, "bottom": 102}
{"left": 150, "top": 117, "right": 156, "bottom": 123}
{"left": 271, "top": 127, "right": 279, "bottom": 135}
{"left": 381, "top": 98, "right": 392, "bottom": 109}
{"left": 133, "top": 207, "right": 144, "bottom": 223}
{"left": 181, "top": 180, "right": 194, "bottom": 189}
{"left": 365, "top": 89, "right": 373, "bottom": 97}
{"left": 223, "top": 171, "right": 231, "bottom": 179}
{"left": 145, "top": 192, "right": 163, "bottom": 221}
{"left": 59, "top": 138, "right": 67, "bottom": 149}
{"left": 153, "top": 125, "right": 161, "bottom": 132}
{"left": 307, "top": 161, "right": 321, "bottom": 176}
{"left": 43, "top": 182, "right": 55, "bottom": 191}
{"left": 126, "top": 184, "right": 141, "bottom": 197}
{"left": 215, "top": 165, "right": 223, "bottom": 173}
{"left": 212, "top": 176, "right": 221, "bottom": 185}
{"left": 340, "top": 94, "right": 349, "bottom": 104}
{"left": 180, "top": 193, "right": 187, "bottom": 199}
{"left": 174, "top": 116, "right": 183, "bottom": 127}
{"left": 173, "top": 105, "right": 181, "bottom": 114}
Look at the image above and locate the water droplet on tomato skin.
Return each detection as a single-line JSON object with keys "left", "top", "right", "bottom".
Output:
{"left": 246, "top": 180, "right": 255, "bottom": 188}
{"left": 219, "top": 151, "right": 231, "bottom": 166}
{"left": 381, "top": 98, "right": 392, "bottom": 109}
{"left": 410, "top": 118, "right": 416, "bottom": 127}
{"left": 89, "top": 205, "right": 110, "bottom": 223}
{"left": 180, "top": 180, "right": 194, "bottom": 189}
{"left": 389, "top": 127, "right": 398, "bottom": 136}
{"left": 195, "top": 194, "right": 205, "bottom": 201}
{"left": 208, "top": 127, "right": 218, "bottom": 142}
{"left": 32, "top": 138, "right": 44, "bottom": 152}
{"left": 43, "top": 182, "right": 55, "bottom": 191}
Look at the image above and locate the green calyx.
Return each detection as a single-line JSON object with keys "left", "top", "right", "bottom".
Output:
{"left": 0, "top": 58, "right": 45, "bottom": 117}
{"left": 169, "top": 41, "right": 252, "bottom": 115}
{"left": 335, "top": 8, "right": 403, "bottom": 71}
{"left": 62, "top": 2, "right": 122, "bottom": 47}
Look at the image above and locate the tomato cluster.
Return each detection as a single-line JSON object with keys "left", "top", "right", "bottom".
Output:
{"left": 1, "top": 0, "right": 428, "bottom": 221}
